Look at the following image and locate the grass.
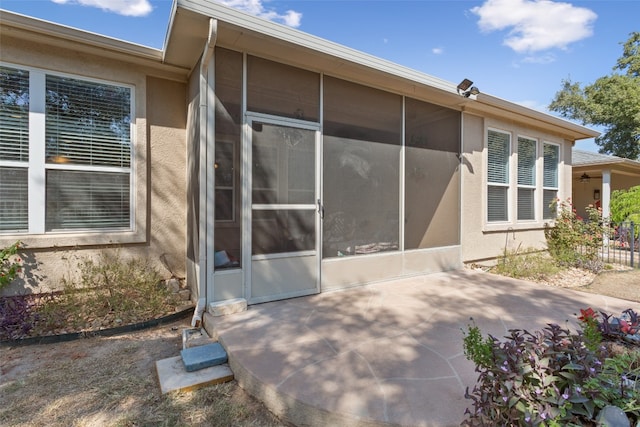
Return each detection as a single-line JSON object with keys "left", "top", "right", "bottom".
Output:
{"left": 0, "top": 319, "right": 286, "bottom": 427}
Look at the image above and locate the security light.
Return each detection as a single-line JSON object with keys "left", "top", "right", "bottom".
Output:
{"left": 457, "top": 79, "right": 473, "bottom": 91}
{"left": 457, "top": 78, "right": 480, "bottom": 98}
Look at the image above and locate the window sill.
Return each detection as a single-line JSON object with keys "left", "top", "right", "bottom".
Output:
{"left": 0, "top": 229, "right": 145, "bottom": 250}
{"left": 483, "top": 221, "right": 555, "bottom": 233}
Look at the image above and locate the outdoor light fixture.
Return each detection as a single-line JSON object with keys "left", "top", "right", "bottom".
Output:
{"left": 580, "top": 173, "right": 591, "bottom": 183}
{"left": 457, "top": 78, "right": 480, "bottom": 98}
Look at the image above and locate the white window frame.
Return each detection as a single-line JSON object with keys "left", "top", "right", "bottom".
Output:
{"left": 0, "top": 62, "right": 135, "bottom": 237}
{"left": 484, "top": 127, "right": 563, "bottom": 231}
{"left": 542, "top": 141, "right": 560, "bottom": 220}
{"left": 486, "top": 128, "right": 511, "bottom": 223}
{"left": 516, "top": 135, "right": 538, "bottom": 222}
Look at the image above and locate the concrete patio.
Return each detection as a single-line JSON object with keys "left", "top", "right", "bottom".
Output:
{"left": 205, "top": 269, "right": 640, "bottom": 427}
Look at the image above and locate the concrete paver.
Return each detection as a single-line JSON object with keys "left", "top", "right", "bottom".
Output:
{"left": 205, "top": 269, "right": 640, "bottom": 427}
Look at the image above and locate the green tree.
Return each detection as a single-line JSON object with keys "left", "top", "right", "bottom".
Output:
{"left": 610, "top": 185, "right": 640, "bottom": 224}
{"left": 549, "top": 32, "right": 640, "bottom": 160}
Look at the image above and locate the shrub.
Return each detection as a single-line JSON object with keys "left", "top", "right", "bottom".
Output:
{"left": 610, "top": 185, "right": 640, "bottom": 225}
{"left": 0, "top": 241, "right": 22, "bottom": 290}
{"left": 493, "top": 248, "right": 560, "bottom": 281}
{"left": 0, "top": 295, "right": 38, "bottom": 340}
{"left": 462, "top": 309, "right": 640, "bottom": 426}
{"left": 32, "top": 251, "right": 179, "bottom": 335}
{"left": 544, "top": 199, "right": 603, "bottom": 272}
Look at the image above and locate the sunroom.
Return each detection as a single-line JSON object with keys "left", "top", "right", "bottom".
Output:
{"left": 166, "top": 2, "right": 465, "bottom": 306}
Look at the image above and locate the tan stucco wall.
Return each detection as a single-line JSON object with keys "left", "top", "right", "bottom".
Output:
{"left": 461, "top": 114, "right": 573, "bottom": 264}
{"left": 0, "top": 36, "right": 188, "bottom": 296}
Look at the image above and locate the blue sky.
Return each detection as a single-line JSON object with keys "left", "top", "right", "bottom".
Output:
{"left": 2, "top": 0, "right": 638, "bottom": 153}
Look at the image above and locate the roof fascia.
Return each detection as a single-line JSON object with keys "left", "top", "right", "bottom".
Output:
{"left": 176, "top": 0, "right": 456, "bottom": 94}
{"left": 0, "top": 9, "right": 190, "bottom": 79}
{"left": 466, "top": 93, "right": 600, "bottom": 140}
{"left": 174, "top": 0, "right": 599, "bottom": 141}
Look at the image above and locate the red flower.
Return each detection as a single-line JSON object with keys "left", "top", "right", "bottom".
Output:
{"left": 620, "top": 320, "right": 632, "bottom": 334}
{"left": 578, "top": 307, "right": 597, "bottom": 322}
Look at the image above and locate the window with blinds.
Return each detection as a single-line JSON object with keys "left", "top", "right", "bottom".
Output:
{"left": 543, "top": 143, "right": 560, "bottom": 219}
{"left": 487, "top": 130, "right": 510, "bottom": 222}
{"left": 0, "top": 66, "right": 30, "bottom": 232}
{"left": 517, "top": 136, "right": 537, "bottom": 220}
{"left": 0, "top": 65, "right": 133, "bottom": 234}
{"left": 45, "top": 75, "right": 131, "bottom": 167}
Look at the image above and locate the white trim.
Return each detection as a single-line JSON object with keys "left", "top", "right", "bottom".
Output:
{"left": 197, "top": 18, "right": 217, "bottom": 305}
{"left": 1, "top": 62, "right": 135, "bottom": 236}
{"left": 252, "top": 250, "right": 316, "bottom": 261}
{"left": 399, "top": 96, "right": 406, "bottom": 251}
{"left": 28, "top": 70, "right": 46, "bottom": 234}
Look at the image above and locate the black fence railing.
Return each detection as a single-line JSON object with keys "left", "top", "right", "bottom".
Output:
{"left": 599, "top": 221, "right": 638, "bottom": 268}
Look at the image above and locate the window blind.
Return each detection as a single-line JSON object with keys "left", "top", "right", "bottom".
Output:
{"left": 0, "top": 167, "right": 28, "bottom": 232}
{"left": 518, "top": 188, "right": 535, "bottom": 221}
{"left": 488, "top": 130, "right": 509, "bottom": 184}
{"left": 488, "top": 186, "right": 508, "bottom": 222}
{"left": 45, "top": 170, "right": 130, "bottom": 230}
{"left": 543, "top": 143, "right": 559, "bottom": 188}
{"left": 517, "top": 137, "right": 536, "bottom": 186}
{"left": 0, "top": 66, "right": 29, "bottom": 162}
{"left": 45, "top": 75, "right": 131, "bottom": 167}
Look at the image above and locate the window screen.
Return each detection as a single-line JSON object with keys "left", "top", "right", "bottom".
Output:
{"left": 404, "top": 97, "right": 460, "bottom": 249}
{"left": 487, "top": 130, "right": 510, "bottom": 222}
{"left": 0, "top": 168, "right": 28, "bottom": 232}
{"left": 46, "top": 170, "right": 130, "bottom": 230}
{"left": 45, "top": 75, "right": 131, "bottom": 167}
{"left": 0, "top": 66, "right": 30, "bottom": 232}
{"left": 543, "top": 143, "right": 560, "bottom": 219}
{"left": 0, "top": 66, "right": 29, "bottom": 162}
{"left": 517, "top": 137, "right": 536, "bottom": 220}
{"left": 323, "top": 76, "right": 401, "bottom": 258}
{"left": 247, "top": 55, "right": 320, "bottom": 122}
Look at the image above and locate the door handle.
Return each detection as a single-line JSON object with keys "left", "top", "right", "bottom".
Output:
{"left": 317, "top": 199, "right": 324, "bottom": 219}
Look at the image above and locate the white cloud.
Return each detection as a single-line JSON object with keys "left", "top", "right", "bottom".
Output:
{"left": 522, "top": 53, "right": 556, "bottom": 64}
{"left": 470, "top": 0, "right": 597, "bottom": 53}
{"left": 51, "top": 0, "right": 152, "bottom": 17}
{"left": 217, "top": 0, "right": 302, "bottom": 27}
{"left": 432, "top": 47, "right": 444, "bottom": 55}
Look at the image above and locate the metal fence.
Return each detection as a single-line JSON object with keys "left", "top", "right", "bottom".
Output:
{"left": 600, "top": 221, "right": 638, "bottom": 268}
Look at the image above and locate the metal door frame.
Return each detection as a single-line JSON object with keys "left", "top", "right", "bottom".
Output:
{"left": 243, "top": 112, "right": 322, "bottom": 304}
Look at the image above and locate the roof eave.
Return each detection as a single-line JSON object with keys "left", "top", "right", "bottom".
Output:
{"left": 0, "top": 9, "right": 190, "bottom": 79}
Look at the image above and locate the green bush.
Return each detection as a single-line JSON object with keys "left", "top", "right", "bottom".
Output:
{"left": 0, "top": 241, "right": 22, "bottom": 290}
{"left": 610, "top": 185, "right": 640, "bottom": 225}
{"left": 544, "top": 199, "right": 603, "bottom": 272}
{"left": 462, "top": 309, "right": 640, "bottom": 426}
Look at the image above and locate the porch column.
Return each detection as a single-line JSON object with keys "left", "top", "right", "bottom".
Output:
{"left": 602, "top": 169, "right": 611, "bottom": 247}
{"left": 602, "top": 169, "right": 611, "bottom": 220}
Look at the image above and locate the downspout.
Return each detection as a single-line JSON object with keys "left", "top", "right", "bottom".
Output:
{"left": 192, "top": 18, "right": 217, "bottom": 327}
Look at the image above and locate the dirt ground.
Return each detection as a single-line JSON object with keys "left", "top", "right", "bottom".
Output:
{"left": 0, "top": 318, "right": 287, "bottom": 427}
{"left": 1, "top": 268, "right": 638, "bottom": 427}
{"left": 577, "top": 269, "right": 640, "bottom": 303}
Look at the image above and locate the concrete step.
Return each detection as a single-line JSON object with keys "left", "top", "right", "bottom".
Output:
{"left": 181, "top": 342, "right": 228, "bottom": 372}
{"left": 155, "top": 356, "right": 233, "bottom": 394}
